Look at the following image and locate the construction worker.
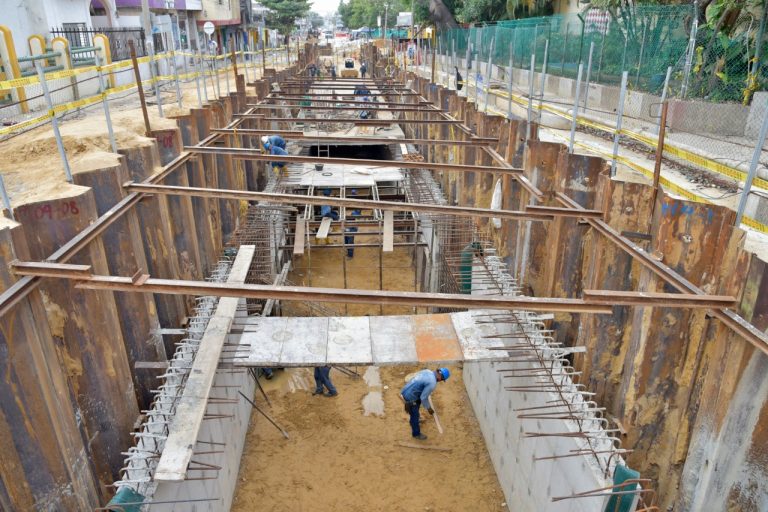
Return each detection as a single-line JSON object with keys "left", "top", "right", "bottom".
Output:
{"left": 261, "top": 134, "right": 287, "bottom": 151}
{"left": 455, "top": 66, "right": 463, "bottom": 91}
{"left": 400, "top": 368, "right": 450, "bottom": 440}
{"left": 345, "top": 206, "right": 361, "bottom": 258}
{"left": 313, "top": 366, "right": 338, "bottom": 397}
{"left": 267, "top": 143, "right": 288, "bottom": 175}
{"left": 360, "top": 62, "right": 367, "bottom": 78}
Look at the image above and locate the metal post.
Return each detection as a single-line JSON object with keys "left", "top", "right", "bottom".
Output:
{"left": 507, "top": 43, "right": 514, "bottom": 119}
{"left": 0, "top": 175, "right": 13, "bottom": 220}
{"left": 654, "top": 66, "right": 672, "bottom": 135}
{"left": 95, "top": 55, "right": 117, "bottom": 153}
{"left": 610, "top": 71, "right": 629, "bottom": 176}
{"left": 526, "top": 54, "right": 536, "bottom": 140}
{"left": 483, "top": 37, "right": 495, "bottom": 112}
{"left": 36, "top": 62, "right": 73, "bottom": 183}
{"left": 568, "top": 64, "right": 584, "bottom": 154}
{"left": 680, "top": 0, "right": 699, "bottom": 98}
{"left": 582, "top": 41, "right": 594, "bottom": 113}
{"left": 735, "top": 107, "right": 768, "bottom": 226}
{"left": 147, "top": 43, "right": 163, "bottom": 117}
{"left": 171, "top": 51, "right": 183, "bottom": 109}
{"left": 538, "top": 39, "right": 549, "bottom": 112}
{"left": 193, "top": 52, "right": 203, "bottom": 107}
{"left": 198, "top": 51, "right": 209, "bottom": 103}
{"left": 129, "top": 40, "right": 152, "bottom": 136}
{"left": 242, "top": 37, "right": 250, "bottom": 84}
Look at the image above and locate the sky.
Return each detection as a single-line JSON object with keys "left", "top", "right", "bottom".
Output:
{"left": 312, "top": 0, "right": 340, "bottom": 16}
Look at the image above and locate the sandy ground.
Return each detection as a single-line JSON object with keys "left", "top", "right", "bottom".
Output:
{"left": 232, "top": 365, "right": 506, "bottom": 512}
{"left": 286, "top": 239, "right": 424, "bottom": 316}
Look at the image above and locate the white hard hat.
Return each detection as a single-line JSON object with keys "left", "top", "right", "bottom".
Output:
{"left": 261, "top": 136, "right": 269, "bottom": 144}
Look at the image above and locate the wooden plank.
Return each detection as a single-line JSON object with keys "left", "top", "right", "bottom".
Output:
{"left": 383, "top": 210, "right": 394, "bottom": 253}
{"left": 153, "top": 245, "right": 255, "bottom": 482}
{"left": 316, "top": 217, "right": 332, "bottom": 239}
{"left": 278, "top": 317, "right": 329, "bottom": 366}
{"left": 370, "top": 315, "right": 418, "bottom": 364}
{"left": 293, "top": 220, "right": 306, "bottom": 255}
{"left": 326, "top": 317, "right": 373, "bottom": 364}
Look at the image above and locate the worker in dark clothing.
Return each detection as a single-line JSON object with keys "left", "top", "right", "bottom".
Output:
{"left": 360, "top": 62, "right": 367, "bottom": 78}
{"left": 330, "top": 63, "right": 337, "bottom": 80}
{"left": 455, "top": 66, "right": 463, "bottom": 91}
{"left": 313, "top": 366, "right": 338, "bottom": 397}
{"left": 400, "top": 368, "right": 450, "bottom": 440}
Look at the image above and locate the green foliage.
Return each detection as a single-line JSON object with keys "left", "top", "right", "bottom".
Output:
{"left": 338, "top": 0, "right": 432, "bottom": 30}
{"left": 262, "top": 0, "right": 312, "bottom": 34}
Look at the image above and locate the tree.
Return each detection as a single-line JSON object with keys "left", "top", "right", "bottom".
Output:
{"left": 261, "top": 0, "right": 312, "bottom": 34}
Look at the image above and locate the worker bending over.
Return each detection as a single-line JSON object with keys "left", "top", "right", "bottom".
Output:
{"left": 261, "top": 134, "right": 286, "bottom": 150}
{"left": 263, "top": 135, "right": 288, "bottom": 175}
{"left": 400, "top": 368, "right": 450, "bottom": 440}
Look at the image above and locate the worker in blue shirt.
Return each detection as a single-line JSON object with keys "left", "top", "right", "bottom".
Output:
{"left": 267, "top": 144, "right": 288, "bottom": 175}
{"left": 400, "top": 368, "right": 450, "bottom": 440}
{"left": 261, "top": 135, "right": 286, "bottom": 151}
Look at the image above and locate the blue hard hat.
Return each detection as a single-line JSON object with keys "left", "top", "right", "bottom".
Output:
{"left": 438, "top": 368, "right": 450, "bottom": 381}
{"left": 322, "top": 188, "right": 332, "bottom": 196}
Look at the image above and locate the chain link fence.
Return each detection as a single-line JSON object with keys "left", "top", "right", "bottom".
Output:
{"left": 420, "top": 6, "right": 768, "bottom": 231}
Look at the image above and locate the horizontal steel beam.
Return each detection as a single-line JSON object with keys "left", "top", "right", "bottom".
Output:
{"left": 210, "top": 129, "right": 495, "bottom": 146}
{"left": 7, "top": 264, "right": 610, "bottom": 314}
{"left": 183, "top": 146, "right": 524, "bottom": 176}
{"left": 237, "top": 115, "right": 465, "bottom": 125}
{"left": 582, "top": 290, "right": 737, "bottom": 308}
{"left": 247, "top": 104, "right": 444, "bottom": 113}
{"left": 124, "top": 183, "right": 555, "bottom": 222}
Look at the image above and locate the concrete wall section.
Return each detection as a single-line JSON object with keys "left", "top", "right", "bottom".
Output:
{"left": 463, "top": 360, "right": 611, "bottom": 512}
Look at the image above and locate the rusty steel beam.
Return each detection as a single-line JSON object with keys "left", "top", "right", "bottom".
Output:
{"left": 268, "top": 92, "right": 421, "bottom": 97}
{"left": 210, "top": 129, "right": 495, "bottom": 146}
{"left": 583, "top": 290, "right": 738, "bottom": 309}
{"left": 253, "top": 99, "right": 432, "bottom": 107}
{"left": 236, "top": 115, "right": 465, "bottom": 125}
{"left": 556, "top": 191, "right": 768, "bottom": 355}
{"left": 7, "top": 263, "right": 610, "bottom": 313}
{"left": 525, "top": 205, "right": 603, "bottom": 219}
{"left": 183, "top": 146, "right": 524, "bottom": 176}
{"left": 124, "top": 183, "right": 554, "bottom": 222}
{"left": 246, "top": 104, "right": 445, "bottom": 113}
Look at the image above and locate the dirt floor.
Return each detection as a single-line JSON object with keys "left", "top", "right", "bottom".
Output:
{"left": 286, "top": 240, "right": 425, "bottom": 316}
{"left": 232, "top": 365, "right": 506, "bottom": 511}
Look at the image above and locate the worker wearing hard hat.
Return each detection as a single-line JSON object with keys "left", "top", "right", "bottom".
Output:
{"left": 261, "top": 134, "right": 286, "bottom": 151}
{"left": 400, "top": 368, "right": 450, "bottom": 440}
{"left": 263, "top": 135, "right": 288, "bottom": 175}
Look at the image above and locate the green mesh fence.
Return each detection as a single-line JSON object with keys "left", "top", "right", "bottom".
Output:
{"left": 435, "top": 5, "right": 766, "bottom": 103}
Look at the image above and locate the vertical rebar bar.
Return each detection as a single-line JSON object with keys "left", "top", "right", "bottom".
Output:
{"left": 610, "top": 71, "right": 629, "bottom": 176}
{"left": 36, "top": 62, "right": 73, "bottom": 183}
{"left": 129, "top": 40, "right": 152, "bottom": 136}
{"left": 171, "top": 51, "right": 183, "bottom": 109}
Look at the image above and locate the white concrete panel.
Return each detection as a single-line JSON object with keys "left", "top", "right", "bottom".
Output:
{"left": 278, "top": 317, "right": 329, "bottom": 366}
{"left": 451, "top": 310, "right": 508, "bottom": 360}
{"left": 234, "top": 316, "right": 287, "bottom": 366}
{"left": 370, "top": 315, "right": 417, "bottom": 364}
{"left": 326, "top": 316, "right": 372, "bottom": 364}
